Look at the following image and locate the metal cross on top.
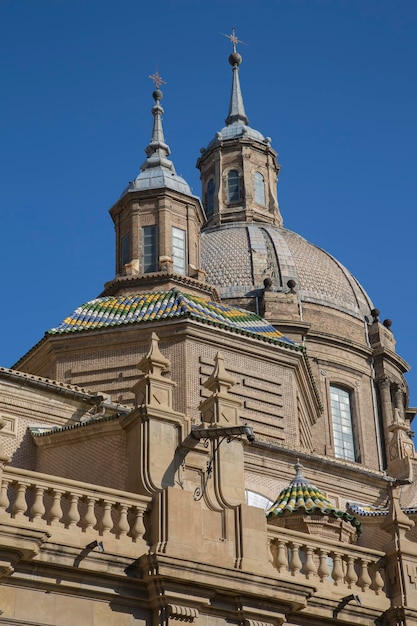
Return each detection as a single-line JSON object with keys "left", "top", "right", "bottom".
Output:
{"left": 222, "top": 28, "right": 246, "bottom": 53}
{"left": 148, "top": 68, "right": 166, "bottom": 89}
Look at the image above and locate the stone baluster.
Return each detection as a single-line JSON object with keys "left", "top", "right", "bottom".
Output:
{"left": 99, "top": 500, "right": 113, "bottom": 536}
{"left": 83, "top": 497, "right": 97, "bottom": 532}
{"left": 65, "top": 493, "right": 80, "bottom": 529}
{"left": 317, "top": 548, "right": 330, "bottom": 582}
{"left": 116, "top": 504, "right": 130, "bottom": 539}
{"left": 331, "top": 552, "right": 344, "bottom": 586}
{"left": 304, "top": 546, "right": 317, "bottom": 579}
{"left": 131, "top": 507, "right": 146, "bottom": 542}
{"left": 358, "top": 558, "right": 372, "bottom": 591}
{"left": 289, "top": 542, "right": 302, "bottom": 576}
{"left": 371, "top": 562, "right": 385, "bottom": 595}
{"left": 275, "top": 539, "right": 289, "bottom": 573}
{"left": 268, "top": 539, "right": 277, "bottom": 566}
{"left": 12, "top": 481, "right": 28, "bottom": 519}
{"left": 344, "top": 555, "right": 358, "bottom": 588}
{"left": 30, "top": 486, "right": 46, "bottom": 522}
{"left": 47, "top": 489, "right": 64, "bottom": 525}
{"left": 0, "top": 478, "right": 10, "bottom": 514}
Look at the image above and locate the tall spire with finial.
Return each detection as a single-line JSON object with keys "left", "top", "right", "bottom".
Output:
{"left": 141, "top": 69, "right": 175, "bottom": 173}
{"left": 223, "top": 28, "right": 249, "bottom": 126}
{"left": 127, "top": 68, "right": 191, "bottom": 195}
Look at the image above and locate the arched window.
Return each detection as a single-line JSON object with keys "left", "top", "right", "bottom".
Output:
{"left": 227, "top": 169, "right": 241, "bottom": 203}
{"left": 206, "top": 179, "right": 215, "bottom": 215}
{"left": 330, "top": 385, "right": 356, "bottom": 461}
{"left": 254, "top": 171, "right": 265, "bottom": 205}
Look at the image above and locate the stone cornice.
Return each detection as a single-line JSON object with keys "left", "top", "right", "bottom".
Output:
{"left": 100, "top": 272, "right": 219, "bottom": 301}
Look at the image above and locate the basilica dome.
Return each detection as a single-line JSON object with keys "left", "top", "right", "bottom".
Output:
{"left": 201, "top": 223, "right": 373, "bottom": 320}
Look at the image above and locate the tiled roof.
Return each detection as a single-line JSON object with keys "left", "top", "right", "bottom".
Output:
{"left": 348, "top": 502, "right": 417, "bottom": 517}
{"left": 48, "top": 289, "right": 297, "bottom": 348}
{"left": 30, "top": 413, "right": 122, "bottom": 437}
{"left": 348, "top": 503, "right": 388, "bottom": 517}
{"left": 267, "top": 462, "right": 362, "bottom": 535}
{"left": 0, "top": 366, "right": 98, "bottom": 400}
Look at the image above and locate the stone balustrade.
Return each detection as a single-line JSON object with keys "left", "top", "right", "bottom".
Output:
{"left": 0, "top": 466, "right": 151, "bottom": 549}
{"left": 268, "top": 524, "right": 387, "bottom": 600}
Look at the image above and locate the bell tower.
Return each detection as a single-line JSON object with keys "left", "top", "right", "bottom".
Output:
{"left": 197, "top": 30, "right": 282, "bottom": 228}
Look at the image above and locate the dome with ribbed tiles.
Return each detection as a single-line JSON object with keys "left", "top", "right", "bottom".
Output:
{"left": 267, "top": 462, "right": 362, "bottom": 541}
{"left": 201, "top": 223, "right": 373, "bottom": 320}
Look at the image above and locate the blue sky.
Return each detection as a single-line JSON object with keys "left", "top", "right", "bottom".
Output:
{"left": 1, "top": 0, "right": 416, "bottom": 408}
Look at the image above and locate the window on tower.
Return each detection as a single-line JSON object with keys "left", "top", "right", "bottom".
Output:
{"left": 143, "top": 225, "right": 158, "bottom": 273}
{"left": 227, "top": 169, "right": 241, "bottom": 203}
{"left": 172, "top": 227, "right": 186, "bottom": 274}
{"left": 254, "top": 171, "right": 265, "bottom": 205}
{"left": 206, "top": 179, "right": 215, "bottom": 215}
{"left": 330, "top": 385, "right": 357, "bottom": 462}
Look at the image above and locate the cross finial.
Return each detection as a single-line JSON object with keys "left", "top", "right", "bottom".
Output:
{"left": 148, "top": 67, "right": 166, "bottom": 90}
{"left": 222, "top": 28, "right": 246, "bottom": 54}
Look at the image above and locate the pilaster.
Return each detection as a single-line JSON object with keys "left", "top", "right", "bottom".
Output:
{"left": 121, "top": 333, "right": 187, "bottom": 495}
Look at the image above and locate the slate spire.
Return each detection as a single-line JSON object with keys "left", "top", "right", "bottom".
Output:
{"left": 141, "top": 69, "right": 175, "bottom": 174}
{"left": 224, "top": 28, "right": 249, "bottom": 126}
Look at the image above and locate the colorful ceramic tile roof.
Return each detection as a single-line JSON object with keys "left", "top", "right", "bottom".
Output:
{"left": 348, "top": 503, "right": 389, "bottom": 517}
{"left": 267, "top": 462, "right": 362, "bottom": 535}
{"left": 348, "top": 502, "right": 417, "bottom": 517}
{"left": 48, "top": 289, "right": 297, "bottom": 347}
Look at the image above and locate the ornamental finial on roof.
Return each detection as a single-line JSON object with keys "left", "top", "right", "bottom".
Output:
{"left": 148, "top": 67, "right": 166, "bottom": 90}
{"left": 140, "top": 66, "right": 174, "bottom": 169}
{"left": 291, "top": 459, "right": 309, "bottom": 485}
{"left": 223, "top": 28, "right": 249, "bottom": 126}
{"left": 222, "top": 27, "right": 246, "bottom": 54}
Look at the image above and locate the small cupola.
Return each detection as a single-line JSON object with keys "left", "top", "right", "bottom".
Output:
{"left": 267, "top": 461, "right": 361, "bottom": 543}
{"left": 197, "top": 30, "right": 282, "bottom": 228}
{"left": 105, "top": 70, "right": 207, "bottom": 296}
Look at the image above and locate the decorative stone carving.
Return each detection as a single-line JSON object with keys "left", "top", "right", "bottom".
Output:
{"left": 387, "top": 408, "right": 415, "bottom": 481}
{"left": 199, "top": 352, "right": 241, "bottom": 426}
{"left": 165, "top": 604, "right": 199, "bottom": 622}
{"left": 132, "top": 332, "right": 175, "bottom": 409}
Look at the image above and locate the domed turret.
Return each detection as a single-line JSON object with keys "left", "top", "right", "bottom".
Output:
{"left": 267, "top": 461, "right": 361, "bottom": 543}
{"left": 106, "top": 69, "right": 206, "bottom": 293}
{"left": 197, "top": 29, "right": 281, "bottom": 228}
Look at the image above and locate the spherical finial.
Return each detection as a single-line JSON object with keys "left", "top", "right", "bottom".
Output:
{"left": 371, "top": 308, "right": 380, "bottom": 322}
{"left": 383, "top": 318, "right": 393, "bottom": 329}
{"left": 153, "top": 89, "right": 163, "bottom": 101}
{"left": 287, "top": 279, "right": 296, "bottom": 293}
{"left": 229, "top": 52, "right": 242, "bottom": 66}
{"left": 263, "top": 277, "right": 273, "bottom": 290}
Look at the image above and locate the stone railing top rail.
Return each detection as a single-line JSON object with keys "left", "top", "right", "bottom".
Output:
{"left": 3, "top": 466, "right": 152, "bottom": 507}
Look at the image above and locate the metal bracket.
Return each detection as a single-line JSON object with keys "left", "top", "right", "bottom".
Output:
{"left": 191, "top": 425, "right": 255, "bottom": 501}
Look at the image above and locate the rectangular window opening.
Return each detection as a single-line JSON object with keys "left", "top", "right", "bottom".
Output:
{"left": 172, "top": 227, "right": 186, "bottom": 275}
{"left": 143, "top": 225, "right": 158, "bottom": 273}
